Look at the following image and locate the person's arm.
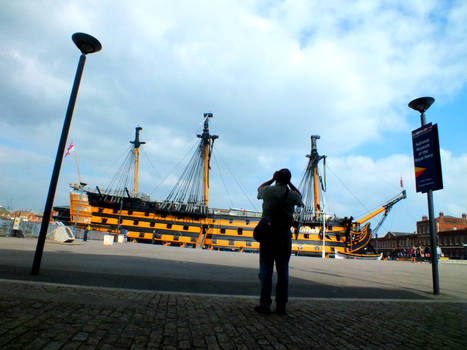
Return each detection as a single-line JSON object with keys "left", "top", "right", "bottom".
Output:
{"left": 257, "top": 171, "right": 278, "bottom": 191}
{"left": 288, "top": 181, "right": 304, "bottom": 207}
{"left": 288, "top": 182, "right": 301, "bottom": 196}
{"left": 258, "top": 178, "right": 274, "bottom": 191}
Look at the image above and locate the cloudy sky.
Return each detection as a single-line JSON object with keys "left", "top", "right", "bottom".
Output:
{"left": 1, "top": 0, "right": 466, "bottom": 233}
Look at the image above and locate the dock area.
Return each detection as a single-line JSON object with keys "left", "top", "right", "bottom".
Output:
{"left": 1, "top": 237, "right": 466, "bottom": 349}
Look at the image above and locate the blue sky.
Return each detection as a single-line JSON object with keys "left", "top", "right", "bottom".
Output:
{"left": 0, "top": 0, "right": 466, "bottom": 233}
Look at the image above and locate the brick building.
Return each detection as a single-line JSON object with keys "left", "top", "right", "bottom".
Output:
{"left": 417, "top": 212, "right": 467, "bottom": 234}
{"left": 10, "top": 210, "right": 43, "bottom": 223}
{"left": 371, "top": 213, "right": 467, "bottom": 259}
{"left": 371, "top": 229, "right": 467, "bottom": 259}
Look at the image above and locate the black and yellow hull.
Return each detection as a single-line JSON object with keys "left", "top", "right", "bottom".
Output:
{"left": 70, "top": 191, "right": 373, "bottom": 256}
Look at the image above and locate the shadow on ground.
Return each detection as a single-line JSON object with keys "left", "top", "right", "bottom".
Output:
{"left": 0, "top": 248, "right": 429, "bottom": 300}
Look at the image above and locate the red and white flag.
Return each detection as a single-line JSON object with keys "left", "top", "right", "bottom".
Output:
{"left": 400, "top": 177, "right": 404, "bottom": 188}
{"left": 65, "top": 142, "right": 75, "bottom": 157}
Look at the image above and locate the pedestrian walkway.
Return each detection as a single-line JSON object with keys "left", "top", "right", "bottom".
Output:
{"left": 1, "top": 237, "right": 466, "bottom": 349}
{"left": 0, "top": 279, "right": 466, "bottom": 350}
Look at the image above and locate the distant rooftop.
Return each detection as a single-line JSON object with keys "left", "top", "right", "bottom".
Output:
{"left": 383, "top": 231, "right": 413, "bottom": 238}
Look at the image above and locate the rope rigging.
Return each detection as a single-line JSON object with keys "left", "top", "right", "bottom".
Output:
{"left": 147, "top": 138, "right": 199, "bottom": 198}
{"left": 297, "top": 135, "right": 326, "bottom": 219}
{"left": 102, "top": 145, "right": 133, "bottom": 199}
{"left": 211, "top": 154, "right": 235, "bottom": 209}
{"left": 165, "top": 143, "right": 205, "bottom": 204}
{"left": 164, "top": 113, "right": 217, "bottom": 207}
{"left": 326, "top": 164, "right": 370, "bottom": 214}
{"left": 298, "top": 159, "right": 316, "bottom": 211}
{"left": 212, "top": 152, "right": 259, "bottom": 211}
{"left": 140, "top": 148, "right": 160, "bottom": 180}
{"left": 99, "top": 127, "right": 146, "bottom": 200}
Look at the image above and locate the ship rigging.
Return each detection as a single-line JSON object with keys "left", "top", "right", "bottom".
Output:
{"left": 67, "top": 113, "right": 406, "bottom": 257}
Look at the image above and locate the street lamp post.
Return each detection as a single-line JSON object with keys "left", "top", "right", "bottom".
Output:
{"left": 31, "top": 33, "right": 101, "bottom": 275}
{"left": 408, "top": 96, "right": 440, "bottom": 295}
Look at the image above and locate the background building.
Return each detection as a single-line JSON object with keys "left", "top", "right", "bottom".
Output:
{"left": 417, "top": 212, "right": 467, "bottom": 234}
{"left": 372, "top": 213, "right": 467, "bottom": 259}
{"left": 372, "top": 229, "right": 466, "bottom": 259}
{"left": 371, "top": 212, "right": 467, "bottom": 259}
{"left": 9, "top": 210, "right": 43, "bottom": 223}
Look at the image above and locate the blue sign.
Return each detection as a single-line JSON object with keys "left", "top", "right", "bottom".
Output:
{"left": 412, "top": 123, "right": 443, "bottom": 193}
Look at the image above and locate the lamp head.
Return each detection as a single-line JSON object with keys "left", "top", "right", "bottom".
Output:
{"left": 72, "top": 33, "right": 102, "bottom": 54}
{"left": 408, "top": 97, "right": 435, "bottom": 114}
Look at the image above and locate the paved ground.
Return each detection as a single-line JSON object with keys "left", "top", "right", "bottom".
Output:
{"left": 0, "top": 237, "right": 466, "bottom": 349}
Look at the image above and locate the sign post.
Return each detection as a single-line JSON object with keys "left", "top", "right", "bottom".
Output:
{"left": 412, "top": 123, "right": 443, "bottom": 193}
{"left": 409, "top": 97, "right": 443, "bottom": 295}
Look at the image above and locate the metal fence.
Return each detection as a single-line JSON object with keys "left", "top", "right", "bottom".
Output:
{"left": 0, "top": 218, "right": 105, "bottom": 241}
{"left": 0, "top": 218, "right": 56, "bottom": 238}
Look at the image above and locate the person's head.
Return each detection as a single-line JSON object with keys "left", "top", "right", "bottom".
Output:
{"left": 275, "top": 168, "right": 291, "bottom": 185}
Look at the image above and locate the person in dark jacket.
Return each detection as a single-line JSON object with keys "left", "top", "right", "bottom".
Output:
{"left": 255, "top": 169, "right": 303, "bottom": 316}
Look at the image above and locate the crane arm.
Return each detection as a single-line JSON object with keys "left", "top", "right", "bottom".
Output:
{"left": 355, "top": 190, "right": 406, "bottom": 224}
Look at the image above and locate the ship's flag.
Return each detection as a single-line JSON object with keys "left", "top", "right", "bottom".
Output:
{"left": 414, "top": 166, "right": 426, "bottom": 178}
{"left": 65, "top": 142, "right": 75, "bottom": 157}
{"left": 400, "top": 177, "right": 403, "bottom": 188}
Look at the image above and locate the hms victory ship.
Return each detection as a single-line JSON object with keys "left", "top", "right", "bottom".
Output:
{"left": 65, "top": 113, "right": 405, "bottom": 257}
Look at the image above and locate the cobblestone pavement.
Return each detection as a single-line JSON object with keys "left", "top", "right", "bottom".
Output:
{"left": 1, "top": 280, "right": 466, "bottom": 350}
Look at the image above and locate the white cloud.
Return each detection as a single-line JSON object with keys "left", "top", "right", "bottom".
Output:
{"left": 0, "top": 0, "right": 466, "bottom": 232}
{"left": 436, "top": 149, "right": 467, "bottom": 215}
{"left": 318, "top": 149, "right": 467, "bottom": 233}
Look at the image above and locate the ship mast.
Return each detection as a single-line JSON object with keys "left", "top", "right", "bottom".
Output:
{"left": 197, "top": 113, "right": 218, "bottom": 206}
{"left": 130, "top": 126, "right": 146, "bottom": 197}
{"left": 310, "top": 135, "right": 324, "bottom": 215}
{"left": 299, "top": 135, "right": 326, "bottom": 217}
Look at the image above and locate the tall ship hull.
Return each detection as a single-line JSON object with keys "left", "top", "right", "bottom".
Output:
{"left": 68, "top": 114, "right": 405, "bottom": 257}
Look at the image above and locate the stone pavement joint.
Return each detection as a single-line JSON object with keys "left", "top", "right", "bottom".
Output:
{"left": 0, "top": 280, "right": 466, "bottom": 349}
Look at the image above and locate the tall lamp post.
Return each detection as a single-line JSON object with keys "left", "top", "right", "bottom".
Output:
{"left": 408, "top": 96, "right": 440, "bottom": 295}
{"left": 31, "top": 33, "right": 101, "bottom": 275}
